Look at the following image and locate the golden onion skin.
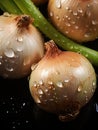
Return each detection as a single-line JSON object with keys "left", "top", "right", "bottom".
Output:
{"left": 29, "top": 40, "right": 97, "bottom": 121}
{"left": 48, "top": 0, "right": 98, "bottom": 42}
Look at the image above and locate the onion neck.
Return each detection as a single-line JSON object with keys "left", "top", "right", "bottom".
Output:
{"left": 16, "top": 15, "right": 33, "bottom": 30}
{"left": 44, "top": 40, "right": 62, "bottom": 59}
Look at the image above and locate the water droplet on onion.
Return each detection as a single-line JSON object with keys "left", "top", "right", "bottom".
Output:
{"left": 77, "top": 86, "right": 82, "bottom": 92}
{"left": 38, "top": 88, "right": 44, "bottom": 95}
{"left": 4, "top": 49, "right": 15, "bottom": 58}
{"left": 56, "top": 82, "right": 63, "bottom": 88}
{"left": 16, "top": 36, "right": 23, "bottom": 42}
{"left": 55, "top": 0, "right": 61, "bottom": 8}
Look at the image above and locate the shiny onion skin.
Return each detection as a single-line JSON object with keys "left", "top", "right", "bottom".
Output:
{"left": 32, "top": 0, "right": 48, "bottom": 5}
{"left": 0, "top": 13, "right": 44, "bottom": 78}
{"left": 48, "top": 0, "right": 98, "bottom": 42}
{"left": 29, "top": 40, "right": 97, "bottom": 121}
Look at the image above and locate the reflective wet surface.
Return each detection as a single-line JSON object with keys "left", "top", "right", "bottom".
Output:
{"left": 0, "top": 75, "right": 98, "bottom": 129}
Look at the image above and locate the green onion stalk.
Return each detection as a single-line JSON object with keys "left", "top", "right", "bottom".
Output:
{"left": 0, "top": 0, "right": 98, "bottom": 66}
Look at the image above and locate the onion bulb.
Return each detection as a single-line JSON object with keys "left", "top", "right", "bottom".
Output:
{"left": 29, "top": 40, "right": 97, "bottom": 121}
{"left": 0, "top": 13, "right": 44, "bottom": 78}
{"left": 48, "top": 0, "right": 98, "bottom": 42}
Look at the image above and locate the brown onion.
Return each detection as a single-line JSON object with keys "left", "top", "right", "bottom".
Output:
{"left": 48, "top": 0, "right": 98, "bottom": 42}
{"left": 0, "top": 13, "right": 44, "bottom": 78}
{"left": 29, "top": 40, "right": 97, "bottom": 121}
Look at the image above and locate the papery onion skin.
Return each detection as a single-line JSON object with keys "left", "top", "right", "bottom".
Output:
{"left": 0, "top": 13, "right": 44, "bottom": 78}
{"left": 48, "top": 0, "right": 98, "bottom": 42}
{"left": 29, "top": 40, "right": 97, "bottom": 121}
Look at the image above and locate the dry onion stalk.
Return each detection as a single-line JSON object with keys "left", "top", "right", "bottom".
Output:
{"left": 0, "top": 13, "right": 44, "bottom": 78}
{"left": 29, "top": 40, "right": 97, "bottom": 122}
{"left": 48, "top": 0, "right": 98, "bottom": 42}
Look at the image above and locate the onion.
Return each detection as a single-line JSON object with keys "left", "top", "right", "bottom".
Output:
{"left": 48, "top": 0, "right": 98, "bottom": 42}
{"left": 29, "top": 40, "right": 97, "bottom": 121}
{"left": 0, "top": 13, "right": 44, "bottom": 78}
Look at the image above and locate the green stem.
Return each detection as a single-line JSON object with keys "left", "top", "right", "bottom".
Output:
{"left": 0, "top": 0, "right": 22, "bottom": 14}
{"left": 0, "top": 0, "right": 98, "bottom": 66}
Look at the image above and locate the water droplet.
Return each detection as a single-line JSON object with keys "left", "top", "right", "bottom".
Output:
{"left": 93, "top": 80, "right": 96, "bottom": 87}
{"left": 85, "top": 54, "right": 88, "bottom": 58}
{"left": 92, "top": 20, "right": 97, "bottom": 25}
{"left": 33, "top": 81, "right": 37, "bottom": 87}
{"left": 95, "top": 103, "right": 98, "bottom": 112}
{"left": 45, "top": 88, "right": 48, "bottom": 92}
{"left": 84, "top": 33, "right": 90, "bottom": 38}
{"left": 16, "top": 43, "right": 24, "bottom": 52}
{"left": 6, "top": 67, "right": 14, "bottom": 72}
{"left": 78, "top": 8, "right": 83, "bottom": 13}
{"left": 53, "top": 87, "right": 56, "bottom": 91}
{"left": 26, "top": 120, "right": 29, "bottom": 123}
{"left": 4, "top": 49, "right": 15, "bottom": 58}
{"left": 86, "top": 10, "right": 91, "bottom": 17}
{"left": 48, "top": 81, "right": 53, "bottom": 85}
{"left": 65, "top": 6, "right": 69, "bottom": 10}
{"left": 63, "top": 95, "right": 68, "bottom": 98}
{"left": 35, "top": 96, "right": 41, "bottom": 104}
{"left": 77, "top": 86, "right": 82, "bottom": 92}
{"left": 70, "top": 46, "right": 73, "bottom": 49}
{"left": 23, "top": 58, "right": 30, "bottom": 66}
{"left": 6, "top": 110, "right": 9, "bottom": 114}
{"left": 38, "top": 88, "right": 43, "bottom": 95}
{"left": 65, "top": 31, "right": 69, "bottom": 34}
{"left": 55, "top": 0, "right": 61, "bottom": 8}
{"left": 65, "top": 22, "right": 71, "bottom": 27}
{"left": 22, "top": 102, "right": 26, "bottom": 106}
{"left": 10, "top": 97, "right": 13, "bottom": 100}
{"left": 3, "top": 12, "right": 11, "bottom": 17}
{"left": 49, "top": 98, "right": 54, "bottom": 101}
{"left": 74, "top": 25, "right": 79, "bottom": 29}
{"left": 87, "top": 4, "right": 90, "bottom": 7}
{"left": 56, "top": 15, "right": 60, "bottom": 20}
{"left": 39, "top": 80, "right": 44, "bottom": 85}
{"left": 50, "top": 11, "right": 54, "bottom": 17}
{"left": 68, "top": 9, "right": 72, "bottom": 13}
{"left": 16, "top": 36, "right": 23, "bottom": 42}
{"left": 64, "top": 79, "right": 69, "bottom": 83}
{"left": 12, "top": 126, "right": 16, "bottom": 129}
{"left": 73, "top": 12, "right": 78, "bottom": 16}
{"left": 84, "top": 90, "right": 87, "bottom": 94}
{"left": 56, "top": 82, "right": 63, "bottom": 88}
{"left": 71, "top": 21, "right": 76, "bottom": 24}
{"left": 85, "top": 96, "right": 88, "bottom": 103}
